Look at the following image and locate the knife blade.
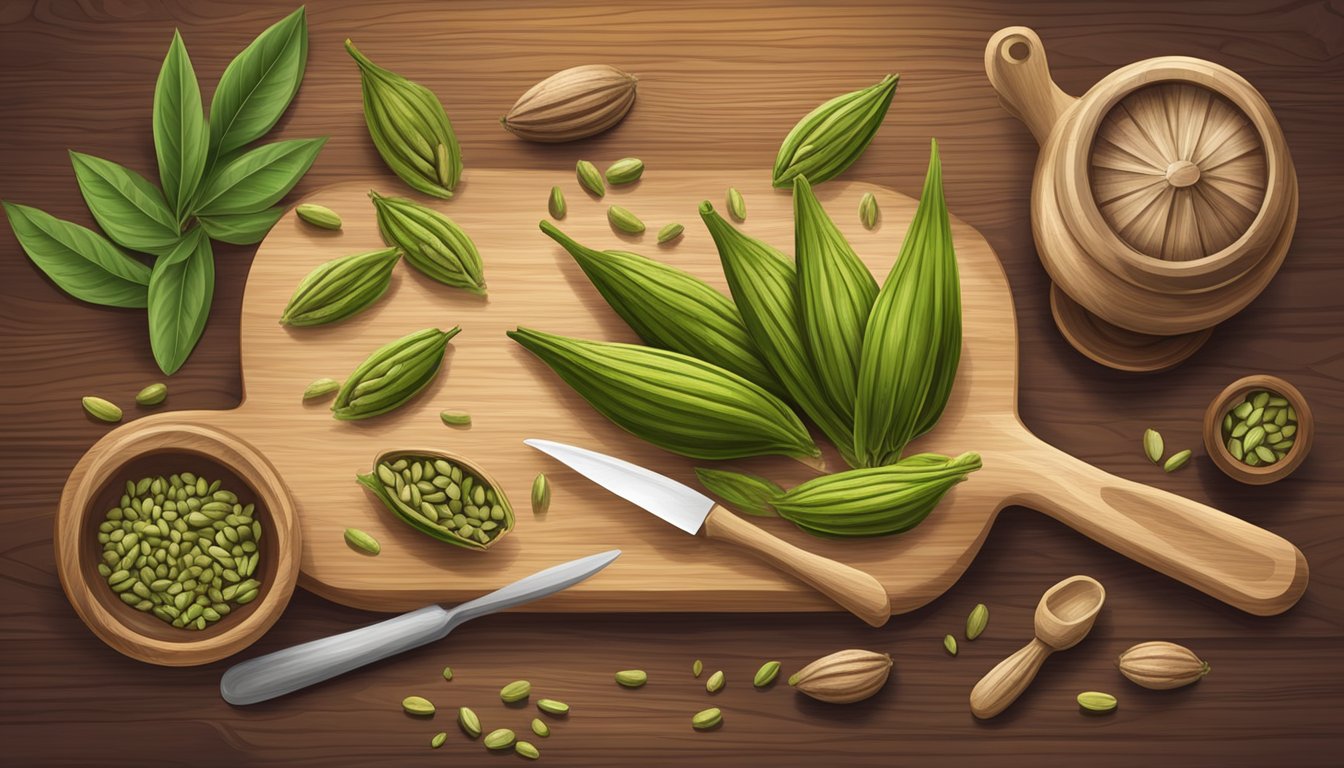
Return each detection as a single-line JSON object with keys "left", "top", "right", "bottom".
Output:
{"left": 220, "top": 549, "right": 620, "bottom": 705}
{"left": 526, "top": 439, "right": 891, "bottom": 626}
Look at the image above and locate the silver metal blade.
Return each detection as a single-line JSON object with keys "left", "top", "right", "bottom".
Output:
{"left": 448, "top": 549, "right": 622, "bottom": 622}
{"left": 525, "top": 439, "right": 714, "bottom": 535}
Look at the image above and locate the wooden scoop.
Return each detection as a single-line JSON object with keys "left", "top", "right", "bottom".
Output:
{"left": 970, "top": 575, "right": 1105, "bottom": 719}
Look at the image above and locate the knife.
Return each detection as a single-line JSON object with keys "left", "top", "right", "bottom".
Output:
{"left": 220, "top": 549, "right": 620, "bottom": 705}
{"left": 526, "top": 440, "right": 891, "bottom": 627}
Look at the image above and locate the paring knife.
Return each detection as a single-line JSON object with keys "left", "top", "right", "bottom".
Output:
{"left": 220, "top": 550, "right": 620, "bottom": 705}
{"left": 526, "top": 439, "right": 891, "bottom": 627}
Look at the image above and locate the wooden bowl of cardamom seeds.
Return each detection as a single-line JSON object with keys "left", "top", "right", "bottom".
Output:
{"left": 1203, "top": 374, "right": 1313, "bottom": 485}
{"left": 55, "top": 420, "right": 301, "bottom": 666}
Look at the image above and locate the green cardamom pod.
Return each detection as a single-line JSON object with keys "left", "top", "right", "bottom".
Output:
{"left": 794, "top": 175, "right": 879, "bottom": 423}
{"left": 536, "top": 698, "right": 569, "bottom": 715}
{"left": 692, "top": 707, "right": 722, "bottom": 730}
{"left": 615, "top": 669, "right": 648, "bottom": 687}
{"left": 727, "top": 187, "right": 746, "bottom": 221}
{"left": 539, "top": 221, "right": 781, "bottom": 397}
{"left": 705, "top": 669, "right": 725, "bottom": 693}
{"left": 346, "top": 39, "right": 461, "bottom": 198}
{"left": 358, "top": 449, "right": 513, "bottom": 550}
{"left": 531, "top": 718, "right": 549, "bottom": 737}
{"left": 944, "top": 634, "right": 958, "bottom": 655}
{"left": 1163, "top": 449, "right": 1192, "bottom": 472}
{"left": 401, "top": 695, "right": 435, "bottom": 716}
{"left": 859, "top": 192, "right": 880, "bottom": 229}
{"left": 500, "top": 680, "right": 531, "bottom": 703}
{"left": 1077, "top": 691, "right": 1117, "bottom": 713}
{"left": 548, "top": 185, "right": 566, "bottom": 219}
{"left": 772, "top": 452, "right": 981, "bottom": 537}
{"left": 508, "top": 327, "right": 820, "bottom": 463}
{"left": 854, "top": 140, "right": 961, "bottom": 467}
{"left": 135, "top": 383, "right": 168, "bottom": 406}
{"left": 515, "top": 741, "right": 540, "bottom": 760}
{"left": 773, "top": 74, "right": 899, "bottom": 187}
{"left": 343, "top": 527, "right": 381, "bottom": 555}
{"left": 333, "top": 327, "right": 459, "bottom": 420}
{"left": 439, "top": 410, "right": 471, "bottom": 426}
{"left": 280, "top": 247, "right": 402, "bottom": 327}
{"left": 442, "top": 666, "right": 453, "bottom": 680}
{"left": 606, "top": 205, "right": 645, "bottom": 234}
{"left": 700, "top": 202, "right": 858, "bottom": 467}
{"left": 303, "top": 377, "right": 340, "bottom": 401}
{"left": 576, "top": 160, "right": 605, "bottom": 197}
{"left": 754, "top": 661, "right": 781, "bottom": 687}
{"left": 1143, "top": 428, "right": 1164, "bottom": 464}
{"left": 656, "top": 222, "right": 684, "bottom": 244}
{"left": 694, "top": 467, "right": 783, "bottom": 517}
{"left": 966, "top": 602, "right": 989, "bottom": 640}
{"left": 295, "top": 203, "right": 342, "bottom": 230}
{"left": 458, "top": 706, "right": 482, "bottom": 738}
{"left": 430, "top": 732, "right": 447, "bottom": 749}
{"left": 370, "top": 190, "right": 485, "bottom": 295}
{"left": 82, "top": 396, "right": 122, "bottom": 423}
{"left": 605, "top": 157, "right": 644, "bottom": 185}
{"left": 531, "top": 473, "right": 551, "bottom": 515}
{"left": 483, "top": 728, "right": 515, "bottom": 750}
{"left": 692, "top": 659, "right": 703, "bottom": 677}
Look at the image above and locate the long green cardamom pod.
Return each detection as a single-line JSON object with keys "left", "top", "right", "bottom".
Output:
{"left": 346, "top": 39, "right": 461, "bottom": 198}
{"left": 695, "top": 468, "right": 783, "bottom": 517}
{"left": 793, "top": 175, "right": 879, "bottom": 422}
{"left": 507, "top": 327, "right": 820, "bottom": 463}
{"left": 370, "top": 190, "right": 485, "bottom": 295}
{"left": 854, "top": 140, "right": 962, "bottom": 467}
{"left": 773, "top": 452, "right": 980, "bottom": 537}
{"left": 280, "top": 247, "right": 401, "bottom": 326}
{"left": 700, "top": 202, "right": 858, "bottom": 467}
{"left": 333, "top": 327, "right": 460, "bottom": 420}
{"left": 772, "top": 74, "right": 899, "bottom": 188}
{"left": 539, "top": 220, "right": 781, "bottom": 398}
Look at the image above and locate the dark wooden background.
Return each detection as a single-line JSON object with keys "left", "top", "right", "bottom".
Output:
{"left": 2, "top": 1, "right": 1340, "bottom": 765}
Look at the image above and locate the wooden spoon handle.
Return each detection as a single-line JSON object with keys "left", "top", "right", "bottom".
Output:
{"left": 1007, "top": 439, "right": 1308, "bottom": 616}
{"left": 701, "top": 505, "right": 892, "bottom": 627}
{"left": 970, "top": 637, "right": 1053, "bottom": 719}
{"left": 984, "top": 26, "right": 1075, "bottom": 144}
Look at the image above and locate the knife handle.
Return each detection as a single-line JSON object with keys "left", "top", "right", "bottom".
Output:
{"left": 702, "top": 505, "right": 892, "bottom": 627}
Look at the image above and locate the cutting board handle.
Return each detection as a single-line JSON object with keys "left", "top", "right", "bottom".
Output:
{"left": 1005, "top": 437, "right": 1308, "bottom": 615}
{"left": 985, "top": 26, "right": 1076, "bottom": 144}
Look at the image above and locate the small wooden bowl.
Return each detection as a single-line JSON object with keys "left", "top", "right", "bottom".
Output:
{"left": 1203, "top": 374, "right": 1313, "bottom": 485}
{"left": 55, "top": 420, "right": 300, "bottom": 666}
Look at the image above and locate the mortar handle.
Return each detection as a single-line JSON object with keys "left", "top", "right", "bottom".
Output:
{"left": 985, "top": 26, "right": 1075, "bottom": 144}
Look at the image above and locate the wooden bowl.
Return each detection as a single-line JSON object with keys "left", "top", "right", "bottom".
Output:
{"left": 55, "top": 420, "right": 300, "bottom": 666}
{"left": 1050, "top": 284, "right": 1212, "bottom": 373}
{"left": 1203, "top": 374, "right": 1313, "bottom": 485}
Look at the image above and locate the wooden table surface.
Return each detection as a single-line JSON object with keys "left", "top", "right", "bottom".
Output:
{"left": 1, "top": 1, "right": 1340, "bottom": 765}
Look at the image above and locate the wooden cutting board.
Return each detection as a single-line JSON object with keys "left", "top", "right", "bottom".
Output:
{"left": 95, "top": 168, "right": 1307, "bottom": 616}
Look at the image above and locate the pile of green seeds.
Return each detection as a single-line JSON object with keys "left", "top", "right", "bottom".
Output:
{"left": 1222, "top": 390, "right": 1297, "bottom": 466}
{"left": 359, "top": 455, "right": 513, "bottom": 550}
{"left": 97, "top": 473, "right": 262, "bottom": 630}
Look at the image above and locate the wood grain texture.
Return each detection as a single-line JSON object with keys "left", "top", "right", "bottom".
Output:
{"left": 2, "top": 1, "right": 1342, "bottom": 766}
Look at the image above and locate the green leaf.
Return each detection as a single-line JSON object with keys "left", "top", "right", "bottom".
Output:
{"left": 153, "top": 30, "right": 209, "bottom": 220}
{"left": 209, "top": 7, "right": 309, "bottom": 161}
{"left": 148, "top": 228, "right": 214, "bottom": 374}
{"left": 69, "top": 151, "right": 180, "bottom": 255}
{"left": 3, "top": 201, "right": 150, "bottom": 308}
{"left": 198, "top": 206, "right": 285, "bottom": 245}
{"left": 193, "top": 138, "right": 326, "bottom": 216}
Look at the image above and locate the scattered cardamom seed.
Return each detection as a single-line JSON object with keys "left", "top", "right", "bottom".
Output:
{"left": 402, "top": 695, "right": 435, "bottom": 716}
{"left": 657, "top": 222, "right": 684, "bottom": 244}
{"left": 430, "top": 731, "right": 447, "bottom": 749}
{"left": 859, "top": 191, "right": 879, "bottom": 229}
{"left": 966, "top": 603, "right": 989, "bottom": 640}
{"left": 692, "top": 707, "right": 722, "bottom": 730}
{"left": 548, "top": 186, "right": 566, "bottom": 219}
{"left": 458, "top": 706, "right": 482, "bottom": 738}
{"left": 500, "top": 680, "right": 531, "bottom": 703}
{"left": 531, "top": 473, "right": 551, "bottom": 515}
{"left": 706, "top": 669, "right": 725, "bottom": 693}
{"left": 484, "top": 728, "right": 516, "bottom": 751}
{"left": 605, "top": 157, "right": 644, "bottom": 185}
{"left": 515, "top": 741, "right": 540, "bottom": 760}
{"left": 343, "top": 527, "right": 381, "bottom": 555}
{"left": 531, "top": 718, "right": 550, "bottom": 737}
{"left": 440, "top": 410, "right": 472, "bottom": 426}
{"left": 944, "top": 634, "right": 958, "bottom": 656}
{"left": 296, "top": 203, "right": 342, "bottom": 230}
{"left": 576, "top": 160, "right": 605, "bottom": 197}
{"left": 727, "top": 187, "right": 746, "bottom": 221}
{"left": 607, "top": 204, "right": 645, "bottom": 234}
{"left": 1077, "top": 691, "right": 1117, "bottom": 713}
{"left": 692, "top": 659, "right": 703, "bottom": 678}
{"left": 135, "top": 383, "right": 168, "bottom": 407}
{"left": 442, "top": 666, "right": 453, "bottom": 681}
{"left": 536, "top": 698, "right": 569, "bottom": 716}
{"left": 82, "top": 396, "right": 122, "bottom": 423}
{"left": 615, "top": 669, "right": 648, "bottom": 688}
{"left": 1142, "top": 428, "right": 1164, "bottom": 464}
{"left": 303, "top": 377, "right": 340, "bottom": 401}
{"left": 1163, "top": 449, "right": 1192, "bottom": 472}
{"left": 754, "top": 661, "right": 781, "bottom": 688}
